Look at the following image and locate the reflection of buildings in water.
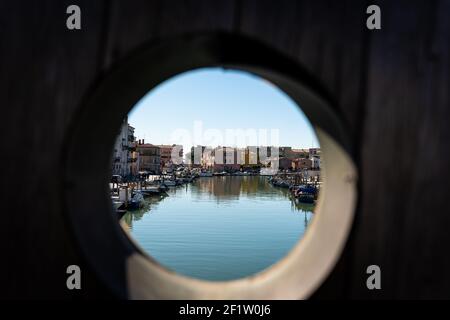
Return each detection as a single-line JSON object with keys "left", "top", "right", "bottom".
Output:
{"left": 192, "top": 176, "right": 317, "bottom": 215}
{"left": 193, "top": 177, "right": 317, "bottom": 213}
{"left": 194, "top": 177, "right": 241, "bottom": 200}
{"left": 194, "top": 176, "right": 272, "bottom": 201}
{"left": 119, "top": 177, "right": 315, "bottom": 229}
{"left": 240, "top": 176, "right": 267, "bottom": 195}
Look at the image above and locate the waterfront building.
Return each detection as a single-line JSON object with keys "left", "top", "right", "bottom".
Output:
{"left": 278, "top": 146, "right": 292, "bottom": 158}
{"left": 128, "top": 141, "right": 139, "bottom": 176}
{"left": 292, "top": 158, "right": 313, "bottom": 171}
{"left": 136, "top": 140, "right": 161, "bottom": 174}
{"left": 157, "top": 144, "right": 183, "bottom": 171}
{"left": 243, "top": 147, "right": 258, "bottom": 166}
{"left": 187, "top": 145, "right": 209, "bottom": 168}
{"left": 243, "top": 146, "right": 274, "bottom": 167}
{"left": 201, "top": 146, "right": 214, "bottom": 170}
{"left": 309, "top": 147, "right": 320, "bottom": 156}
{"left": 310, "top": 154, "right": 321, "bottom": 170}
{"left": 112, "top": 117, "right": 136, "bottom": 178}
{"left": 200, "top": 146, "right": 242, "bottom": 173}
{"left": 186, "top": 145, "right": 319, "bottom": 173}
{"left": 290, "top": 148, "right": 309, "bottom": 159}
{"left": 184, "top": 151, "right": 191, "bottom": 166}
{"left": 278, "top": 157, "right": 293, "bottom": 170}
{"left": 211, "top": 147, "right": 241, "bottom": 172}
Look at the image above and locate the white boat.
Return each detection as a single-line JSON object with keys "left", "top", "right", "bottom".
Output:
{"left": 112, "top": 199, "right": 124, "bottom": 211}
{"left": 134, "top": 187, "right": 161, "bottom": 196}
{"left": 162, "top": 180, "right": 177, "bottom": 187}
{"left": 158, "top": 183, "right": 169, "bottom": 191}
{"left": 128, "top": 192, "right": 145, "bottom": 210}
{"left": 199, "top": 172, "right": 213, "bottom": 177}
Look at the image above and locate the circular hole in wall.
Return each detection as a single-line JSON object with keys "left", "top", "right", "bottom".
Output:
{"left": 63, "top": 33, "right": 357, "bottom": 299}
{"left": 112, "top": 67, "right": 321, "bottom": 282}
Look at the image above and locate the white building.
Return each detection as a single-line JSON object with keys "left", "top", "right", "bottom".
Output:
{"left": 112, "top": 117, "right": 137, "bottom": 177}
{"left": 310, "top": 155, "right": 321, "bottom": 170}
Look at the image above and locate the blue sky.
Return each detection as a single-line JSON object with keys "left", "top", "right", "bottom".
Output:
{"left": 129, "top": 68, "right": 319, "bottom": 152}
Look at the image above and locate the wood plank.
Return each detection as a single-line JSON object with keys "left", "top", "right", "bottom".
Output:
{"left": 101, "top": 0, "right": 236, "bottom": 66}
{"left": 1, "top": 0, "right": 450, "bottom": 299}
{"left": 157, "top": 0, "right": 236, "bottom": 37}
{"left": 99, "top": 0, "right": 162, "bottom": 68}
{"left": 351, "top": 0, "right": 450, "bottom": 298}
{"left": 0, "top": 0, "right": 113, "bottom": 298}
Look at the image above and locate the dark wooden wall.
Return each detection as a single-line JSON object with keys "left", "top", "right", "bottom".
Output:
{"left": 1, "top": 0, "right": 449, "bottom": 299}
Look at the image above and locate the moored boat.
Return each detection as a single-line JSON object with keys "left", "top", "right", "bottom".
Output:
{"left": 199, "top": 172, "right": 213, "bottom": 177}
{"left": 127, "top": 191, "right": 145, "bottom": 210}
{"left": 292, "top": 184, "right": 318, "bottom": 203}
{"left": 162, "top": 180, "right": 177, "bottom": 187}
{"left": 134, "top": 186, "right": 161, "bottom": 196}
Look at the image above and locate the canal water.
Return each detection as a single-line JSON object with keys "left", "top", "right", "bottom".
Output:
{"left": 121, "top": 176, "right": 314, "bottom": 281}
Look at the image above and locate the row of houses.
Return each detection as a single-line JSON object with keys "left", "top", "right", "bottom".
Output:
{"left": 185, "top": 145, "right": 321, "bottom": 173}
{"left": 111, "top": 118, "right": 183, "bottom": 177}
{"left": 112, "top": 119, "right": 320, "bottom": 176}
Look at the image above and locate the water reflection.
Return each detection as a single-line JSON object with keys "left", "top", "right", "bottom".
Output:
{"left": 121, "top": 176, "right": 315, "bottom": 281}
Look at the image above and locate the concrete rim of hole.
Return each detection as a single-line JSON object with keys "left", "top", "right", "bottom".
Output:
{"left": 63, "top": 32, "right": 358, "bottom": 299}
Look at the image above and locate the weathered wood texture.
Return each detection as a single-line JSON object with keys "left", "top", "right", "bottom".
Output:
{"left": 0, "top": 0, "right": 114, "bottom": 299}
{"left": 349, "top": 0, "right": 450, "bottom": 299}
{"left": 1, "top": 0, "right": 449, "bottom": 298}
